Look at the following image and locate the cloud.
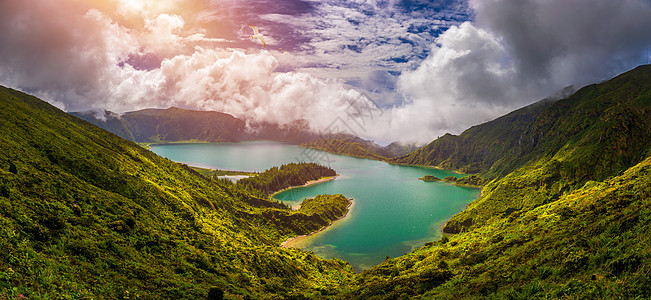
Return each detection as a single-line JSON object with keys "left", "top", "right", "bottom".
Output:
{"left": 472, "top": 0, "right": 651, "bottom": 85}
{"left": 0, "top": 0, "right": 378, "bottom": 135}
{"left": 0, "top": 0, "right": 137, "bottom": 110}
{"left": 379, "top": 0, "right": 651, "bottom": 143}
{"left": 266, "top": 0, "right": 470, "bottom": 105}
{"left": 1, "top": 0, "right": 650, "bottom": 145}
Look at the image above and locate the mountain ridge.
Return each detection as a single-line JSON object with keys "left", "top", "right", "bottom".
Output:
{"left": 72, "top": 107, "right": 321, "bottom": 144}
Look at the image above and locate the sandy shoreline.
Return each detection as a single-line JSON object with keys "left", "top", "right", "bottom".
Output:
{"left": 270, "top": 175, "right": 339, "bottom": 201}
{"left": 281, "top": 198, "right": 353, "bottom": 248}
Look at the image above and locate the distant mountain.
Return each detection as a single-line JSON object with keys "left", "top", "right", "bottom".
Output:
{"left": 245, "top": 119, "right": 320, "bottom": 143}
{"left": 391, "top": 98, "right": 556, "bottom": 175}
{"left": 72, "top": 107, "right": 246, "bottom": 143}
{"left": 72, "top": 107, "right": 319, "bottom": 144}
{"left": 300, "top": 134, "right": 392, "bottom": 160}
{"left": 300, "top": 134, "right": 420, "bottom": 160}
{"left": 383, "top": 141, "right": 420, "bottom": 157}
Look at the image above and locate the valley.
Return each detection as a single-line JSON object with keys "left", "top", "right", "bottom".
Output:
{"left": 1, "top": 64, "right": 650, "bottom": 298}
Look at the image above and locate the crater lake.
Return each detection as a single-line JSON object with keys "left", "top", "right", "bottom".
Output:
{"left": 150, "top": 141, "right": 480, "bottom": 270}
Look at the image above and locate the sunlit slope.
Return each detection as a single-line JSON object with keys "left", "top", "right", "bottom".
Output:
{"left": 351, "top": 154, "right": 651, "bottom": 299}
{"left": 0, "top": 86, "right": 355, "bottom": 299}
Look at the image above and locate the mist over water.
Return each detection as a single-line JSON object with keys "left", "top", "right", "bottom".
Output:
{"left": 150, "top": 141, "right": 479, "bottom": 270}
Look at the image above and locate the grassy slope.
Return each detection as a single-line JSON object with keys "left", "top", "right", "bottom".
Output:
{"left": 0, "top": 86, "right": 355, "bottom": 299}
{"left": 394, "top": 66, "right": 651, "bottom": 181}
{"left": 391, "top": 99, "right": 555, "bottom": 175}
{"left": 350, "top": 155, "right": 651, "bottom": 299}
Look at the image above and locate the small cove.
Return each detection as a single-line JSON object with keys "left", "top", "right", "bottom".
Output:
{"left": 150, "top": 141, "right": 480, "bottom": 270}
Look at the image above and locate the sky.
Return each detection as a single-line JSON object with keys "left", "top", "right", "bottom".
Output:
{"left": 1, "top": 0, "right": 650, "bottom": 144}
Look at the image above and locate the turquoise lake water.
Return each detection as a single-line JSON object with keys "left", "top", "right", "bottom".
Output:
{"left": 150, "top": 141, "right": 480, "bottom": 270}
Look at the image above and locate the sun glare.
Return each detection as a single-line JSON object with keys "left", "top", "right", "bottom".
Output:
{"left": 116, "top": 0, "right": 181, "bottom": 15}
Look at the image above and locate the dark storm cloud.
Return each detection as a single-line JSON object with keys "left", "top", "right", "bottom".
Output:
{"left": 473, "top": 0, "right": 651, "bottom": 86}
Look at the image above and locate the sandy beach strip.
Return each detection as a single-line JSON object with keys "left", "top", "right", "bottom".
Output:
{"left": 270, "top": 175, "right": 339, "bottom": 199}
{"left": 281, "top": 197, "right": 353, "bottom": 248}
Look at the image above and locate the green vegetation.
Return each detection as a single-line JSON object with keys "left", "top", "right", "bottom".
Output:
{"left": 419, "top": 175, "right": 442, "bottom": 182}
{"left": 300, "top": 135, "right": 419, "bottom": 160}
{"left": 266, "top": 194, "right": 352, "bottom": 235}
{"left": 350, "top": 155, "right": 651, "bottom": 299}
{"left": 298, "top": 194, "right": 351, "bottom": 218}
{"left": 190, "top": 166, "right": 255, "bottom": 177}
{"left": 301, "top": 135, "right": 391, "bottom": 160}
{"left": 345, "top": 65, "right": 651, "bottom": 298}
{"left": 419, "top": 175, "right": 484, "bottom": 187}
{"left": 236, "top": 163, "right": 336, "bottom": 196}
{"left": 442, "top": 175, "right": 485, "bottom": 187}
{"left": 391, "top": 97, "right": 553, "bottom": 176}
{"left": 392, "top": 65, "right": 651, "bottom": 233}
{"left": 0, "top": 86, "right": 355, "bottom": 299}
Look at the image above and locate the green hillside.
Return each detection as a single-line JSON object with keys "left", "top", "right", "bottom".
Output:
{"left": 300, "top": 135, "right": 417, "bottom": 160}
{"left": 392, "top": 98, "right": 556, "bottom": 175}
{"left": 344, "top": 65, "right": 651, "bottom": 298}
{"left": 0, "top": 86, "right": 355, "bottom": 299}
{"left": 351, "top": 155, "right": 651, "bottom": 299}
